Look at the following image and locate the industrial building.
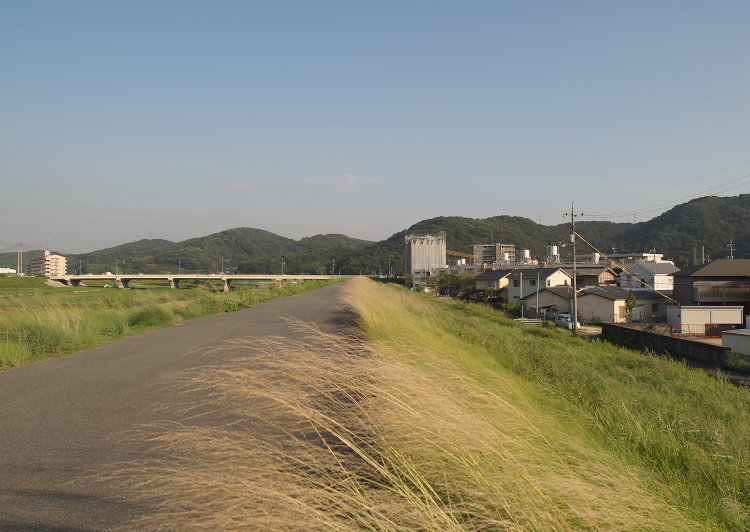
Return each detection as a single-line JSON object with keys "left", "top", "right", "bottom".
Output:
{"left": 472, "top": 243, "right": 516, "bottom": 267}
{"left": 405, "top": 232, "right": 447, "bottom": 274}
{"left": 27, "top": 250, "right": 67, "bottom": 277}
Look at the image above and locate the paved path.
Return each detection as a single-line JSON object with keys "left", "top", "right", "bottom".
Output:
{"left": 0, "top": 282, "right": 353, "bottom": 531}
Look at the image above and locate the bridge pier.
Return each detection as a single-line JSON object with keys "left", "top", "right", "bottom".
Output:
{"left": 116, "top": 278, "right": 130, "bottom": 289}
{"left": 168, "top": 278, "right": 180, "bottom": 289}
{"left": 222, "top": 278, "right": 231, "bottom": 293}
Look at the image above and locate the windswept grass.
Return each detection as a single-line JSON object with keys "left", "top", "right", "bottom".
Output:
{"left": 104, "top": 278, "right": 750, "bottom": 530}
{"left": 0, "top": 279, "right": 341, "bottom": 369}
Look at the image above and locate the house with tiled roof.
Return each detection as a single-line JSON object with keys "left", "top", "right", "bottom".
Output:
{"left": 473, "top": 269, "right": 513, "bottom": 291}
{"left": 520, "top": 285, "right": 575, "bottom": 314}
{"left": 577, "top": 285, "right": 672, "bottom": 323}
{"left": 506, "top": 268, "right": 572, "bottom": 304}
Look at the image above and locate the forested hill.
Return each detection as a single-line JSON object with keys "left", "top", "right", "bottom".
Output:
{"left": 63, "top": 228, "right": 373, "bottom": 274}
{"left": 6, "top": 194, "right": 749, "bottom": 275}
{"left": 238, "top": 194, "right": 750, "bottom": 274}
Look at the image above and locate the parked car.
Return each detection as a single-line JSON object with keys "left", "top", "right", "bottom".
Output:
{"left": 555, "top": 313, "right": 581, "bottom": 329}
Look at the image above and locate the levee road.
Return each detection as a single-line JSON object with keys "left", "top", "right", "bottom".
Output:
{"left": 0, "top": 281, "right": 353, "bottom": 531}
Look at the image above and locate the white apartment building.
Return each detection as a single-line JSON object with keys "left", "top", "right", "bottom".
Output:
{"left": 28, "top": 250, "right": 67, "bottom": 277}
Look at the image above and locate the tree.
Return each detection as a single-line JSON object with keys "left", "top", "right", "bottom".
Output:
{"left": 625, "top": 290, "right": 638, "bottom": 322}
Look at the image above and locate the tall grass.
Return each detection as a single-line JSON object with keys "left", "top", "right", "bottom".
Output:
{"left": 0, "top": 280, "right": 340, "bottom": 368}
{"left": 102, "top": 278, "right": 748, "bottom": 529}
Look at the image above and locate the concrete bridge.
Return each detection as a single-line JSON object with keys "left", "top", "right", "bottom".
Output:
{"left": 52, "top": 274, "right": 348, "bottom": 292}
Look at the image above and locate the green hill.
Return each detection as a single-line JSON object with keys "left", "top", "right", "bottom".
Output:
{"left": 238, "top": 194, "right": 750, "bottom": 274}
{"left": 68, "top": 228, "right": 373, "bottom": 274}
{"left": 32, "top": 193, "right": 750, "bottom": 276}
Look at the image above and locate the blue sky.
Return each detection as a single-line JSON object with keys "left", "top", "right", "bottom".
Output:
{"left": 2, "top": 1, "right": 750, "bottom": 252}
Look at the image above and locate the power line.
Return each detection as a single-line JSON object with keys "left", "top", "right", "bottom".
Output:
{"left": 582, "top": 172, "right": 750, "bottom": 219}
{"left": 576, "top": 158, "right": 750, "bottom": 205}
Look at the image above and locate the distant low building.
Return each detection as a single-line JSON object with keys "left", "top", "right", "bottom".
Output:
{"left": 27, "top": 250, "right": 67, "bottom": 277}
{"left": 0, "top": 267, "right": 17, "bottom": 275}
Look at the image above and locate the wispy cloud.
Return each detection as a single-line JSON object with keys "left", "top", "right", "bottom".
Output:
{"left": 182, "top": 207, "right": 210, "bottom": 213}
{"left": 303, "top": 173, "right": 379, "bottom": 192}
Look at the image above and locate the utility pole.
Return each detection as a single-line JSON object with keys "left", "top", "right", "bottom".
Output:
{"left": 563, "top": 202, "right": 583, "bottom": 336}
{"left": 178, "top": 258, "right": 181, "bottom": 274}
{"left": 332, "top": 258, "right": 335, "bottom": 276}
{"left": 16, "top": 242, "right": 23, "bottom": 275}
{"left": 702, "top": 245, "right": 705, "bottom": 265}
{"left": 727, "top": 240, "right": 736, "bottom": 259}
{"left": 519, "top": 271, "right": 523, "bottom": 317}
{"left": 281, "top": 258, "right": 285, "bottom": 275}
{"left": 536, "top": 272, "right": 540, "bottom": 319}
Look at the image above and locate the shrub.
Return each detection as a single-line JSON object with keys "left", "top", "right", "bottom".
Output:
{"left": 128, "top": 306, "right": 173, "bottom": 328}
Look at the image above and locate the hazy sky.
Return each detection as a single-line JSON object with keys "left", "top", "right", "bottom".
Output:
{"left": 3, "top": 1, "right": 750, "bottom": 253}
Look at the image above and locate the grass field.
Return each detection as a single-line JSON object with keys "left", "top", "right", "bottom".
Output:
{"left": 107, "top": 278, "right": 750, "bottom": 530}
{"left": 0, "top": 276, "right": 341, "bottom": 369}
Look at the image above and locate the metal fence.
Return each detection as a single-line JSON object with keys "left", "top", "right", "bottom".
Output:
{"left": 669, "top": 323, "right": 722, "bottom": 338}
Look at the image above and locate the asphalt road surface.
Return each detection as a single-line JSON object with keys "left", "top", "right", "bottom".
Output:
{"left": 0, "top": 281, "right": 354, "bottom": 531}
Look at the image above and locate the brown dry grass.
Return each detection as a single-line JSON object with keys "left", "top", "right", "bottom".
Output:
{"left": 102, "top": 278, "right": 702, "bottom": 530}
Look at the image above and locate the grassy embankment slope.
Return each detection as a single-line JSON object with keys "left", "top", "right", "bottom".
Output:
{"left": 0, "top": 276, "right": 341, "bottom": 369}
{"left": 117, "top": 278, "right": 750, "bottom": 530}
{"left": 351, "top": 281, "right": 750, "bottom": 529}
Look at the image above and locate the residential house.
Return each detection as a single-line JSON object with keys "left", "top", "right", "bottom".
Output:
{"left": 473, "top": 269, "right": 512, "bottom": 291}
{"left": 577, "top": 286, "right": 671, "bottom": 323}
{"left": 506, "top": 268, "right": 572, "bottom": 304}
{"left": 520, "top": 285, "right": 574, "bottom": 315}
{"left": 672, "top": 259, "right": 750, "bottom": 313}
{"left": 620, "top": 261, "right": 679, "bottom": 291}
{"left": 562, "top": 266, "right": 617, "bottom": 288}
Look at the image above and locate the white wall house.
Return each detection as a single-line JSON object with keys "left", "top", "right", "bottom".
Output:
{"left": 620, "top": 261, "right": 679, "bottom": 291}
{"left": 506, "top": 268, "right": 572, "bottom": 303}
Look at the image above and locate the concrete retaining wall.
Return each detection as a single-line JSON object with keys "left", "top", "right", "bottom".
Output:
{"left": 601, "top": 323, "right": 731, "bottom": 366}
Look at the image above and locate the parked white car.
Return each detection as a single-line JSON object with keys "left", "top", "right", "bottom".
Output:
{"left": 555, "top": 313, "right": 581, "bottom": 330}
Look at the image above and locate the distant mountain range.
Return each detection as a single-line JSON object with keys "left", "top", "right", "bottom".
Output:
{"left": 3, "top": 194, "right": 749, "bottom": 275}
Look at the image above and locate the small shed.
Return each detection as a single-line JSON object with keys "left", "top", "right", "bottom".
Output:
{"left": 722, "top": 329, "right": 750, "bottom": 356}
{"left": 667, "top": 306, "right": 745, "bottom": 336}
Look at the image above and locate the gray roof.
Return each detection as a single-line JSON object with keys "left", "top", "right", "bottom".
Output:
{"left": 521, "top": 285, "right": 575, "bottom": 301}
{"left": 474, "top": 269, "right": 513, "bottom": 281}
{"left": 578, "top": 285, "right": 630, "bottom": 301}
{"left": 578, "top": 285, "right": 671, "bottom": 301}
{"left": 681, "top": 259, "right": 750, "bottom": 277}
{"left": 562, "top": 267, "right": 615, "bottom": 276}
{"left": 506, "top": 268, "right": 571, "bottom": 280}
{"left": 627, "top": 261, "right": 679, "bottom": 274}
